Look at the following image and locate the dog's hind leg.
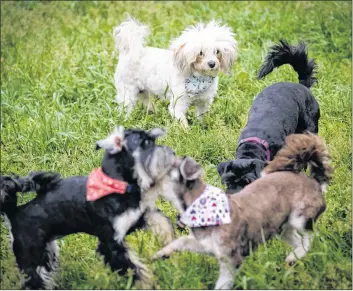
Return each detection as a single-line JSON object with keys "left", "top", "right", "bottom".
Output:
{"left": 13, "top": 239, "right": 53, "bottom": 290}
{"left": 281, "top": 225, "right": 313, "bottom": 265}
{"left": 40, "top": 240, "right": 60, "bottom": 289}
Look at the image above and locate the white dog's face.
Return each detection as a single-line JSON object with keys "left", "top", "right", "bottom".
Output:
{"left": 192, "top": 47, "right": 222, "bottom": 77}
{"left": 170, "top": 20, "right": 238, "bottom": 77}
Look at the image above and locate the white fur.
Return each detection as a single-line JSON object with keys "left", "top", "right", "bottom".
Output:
{"left": 215, "top": 257, "right": 237, "bottom": 290}
{"left": 289, "top": 213, "right": 306, "bottom": 231}
{"left": 36, "top": 266, "right": 55, "bottom": 290}
{"left": 113, "top": 16, "right": 238, "bottom": 127}
{"left": 96, "top": 125, "right": 125, "bottom": 153}
{"left": 45, "top": 240, "right": 60, "bottom": 273}
{"left": 282, "top": 227, "right": 313, "bottom": 264}
{"left": 113, "top": 208, "right": 142, "bottom": 242}
{"left": 321, "top": 183, "right": 328, "bottom": 193}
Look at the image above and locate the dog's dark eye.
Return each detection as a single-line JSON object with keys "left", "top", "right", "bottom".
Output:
{"left": 199, "top": 51, "right": 203, "bottom": 56}
{"left": 216, "top": 49, "right": 220, "bottom": 54}
{"left": 144, "top": 139, "right": 153, "bottom": 146}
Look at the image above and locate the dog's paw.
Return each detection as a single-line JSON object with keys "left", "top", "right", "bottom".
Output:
{"left": 285, "top": 253, "right": 297, "bottom": 266}
{"left": 152, "top": 250, "right": 170, "bottom": 261}
{"left": 135, "top": 266, "right": 154, "bottom": 289}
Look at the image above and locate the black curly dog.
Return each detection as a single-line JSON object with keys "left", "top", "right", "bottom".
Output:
{"left": 0, "top": 127, "right": 173, "bottom": 289}
{"left": 218, "top": 40, "right": 320, "bottom": 194}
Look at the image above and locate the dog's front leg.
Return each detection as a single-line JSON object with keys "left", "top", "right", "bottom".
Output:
{"left": 152, "top": 235, "right": 205, "bottom": 259}
{"left": 145, "top": 209, "right": 175, "bottom": 245}
{"left": 214, "top": 256, "right": 237, "bottom": 290}
{"left": 195, "top": 97, "right": 213, "bottom": 120}
{"left": 168, "top": 94, "right": 190, "bottom": 128}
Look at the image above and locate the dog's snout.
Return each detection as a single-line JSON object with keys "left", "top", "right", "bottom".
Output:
{"left": 208, "top": 61, "right": 216, "bottom": 68}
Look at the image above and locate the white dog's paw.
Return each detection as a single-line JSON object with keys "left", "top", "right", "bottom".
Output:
{"left": 152, "top": 249, "right": 170, "bottom": 261}
{"left": 180, "top": 119, "right": 189, "bottom": 129}
{"left": 285, "top": 252, "right": 297, "bottom": 266}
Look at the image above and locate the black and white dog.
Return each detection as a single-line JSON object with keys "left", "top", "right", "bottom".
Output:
{"left": 217, "top": 40, "right": 320, "bottom": 194}
{"left": 0, "top": 126, "right": 178, "bottom": 289}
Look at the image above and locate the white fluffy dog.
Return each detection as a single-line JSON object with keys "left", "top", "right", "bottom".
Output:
{"left": 113, "top": 16, "right": 238, "bottom": 127}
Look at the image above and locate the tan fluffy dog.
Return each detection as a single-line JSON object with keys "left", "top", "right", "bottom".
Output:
{"left": 153, "top": 133, "right": 333, "bottom": 289}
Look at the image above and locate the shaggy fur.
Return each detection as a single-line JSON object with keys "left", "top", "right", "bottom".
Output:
{"left": 113, "top": 15, "right": 238, "bottom": 127}
{"left": 217, "top": 40, "right": 320, "bottom": 194}
{"left": 0, "top": 126, "right": 178, "bottom": 290}
{"left": 154, "top": 133, "right": 332, "bottom": 289}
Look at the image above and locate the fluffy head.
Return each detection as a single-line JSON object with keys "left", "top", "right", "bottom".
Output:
{"left": 96, "top": 126, "right": 167, "bottom": 182}
{"left": 170, "top": 20, "right": 238, "bottom": 77}
{"left": 166, "top": 156, "right": 204, "bottom": 212}
{"left": 217, "top": 158, "right": 267, "bottom": 194}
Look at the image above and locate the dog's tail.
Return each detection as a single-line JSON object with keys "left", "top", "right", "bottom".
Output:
{"left": 113, "top": 15, "right": 150, "bottom": 58}
{"left": 262, "top": 133, "right": 333, "bottom": 189}
{"left": 0, "top": 172, "right": 61, "bottom": 216}
{"left": 257, "top": 39, "right": 317, "bottom": 88}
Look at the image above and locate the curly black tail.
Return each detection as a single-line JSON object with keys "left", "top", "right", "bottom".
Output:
{"left": 0, "top": 172, "right": 61, "bottom": 216}
{"left": 257, "top": 39, "right": 317, "bottom": 88}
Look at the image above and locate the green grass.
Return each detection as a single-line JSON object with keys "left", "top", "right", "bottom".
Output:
{"left": 0, "top": 1, "right": 351, "bottom": 289}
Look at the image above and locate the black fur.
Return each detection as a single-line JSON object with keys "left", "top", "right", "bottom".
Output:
{"left": 218, "top": 40, "right": 320, "bottom": 194}
{"left": 0, "top": 128, "right": 169, "bottom": 289}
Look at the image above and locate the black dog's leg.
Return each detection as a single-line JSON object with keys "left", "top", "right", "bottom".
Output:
{"left": 105, "top": 238, "right": 152, "bottom": 286}
{"left": 14, "top": 239, "right": 58, "bottom": 290}
{"left": 96, "top": 240, "right": 111, "bottom": 265}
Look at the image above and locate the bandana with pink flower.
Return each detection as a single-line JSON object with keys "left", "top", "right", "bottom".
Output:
{"left": 179, "top": 184, "right": 231, "bottom": 228}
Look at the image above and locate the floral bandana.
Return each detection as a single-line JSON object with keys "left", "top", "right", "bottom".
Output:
{"left": 179, "top": 184, "right": 231, "bottom": 228}
{"left": 86, "top": 167, "right": 131, "bottom": 201}
{"left": 185, "top": 75, "right": 215, "bottom": 95}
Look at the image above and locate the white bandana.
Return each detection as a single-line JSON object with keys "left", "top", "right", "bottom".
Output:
{"left": 185, "top": 75, "right": 215, "bottom": 95}
{"left": 179, "top": 184, "right": 231, "bottom": 228}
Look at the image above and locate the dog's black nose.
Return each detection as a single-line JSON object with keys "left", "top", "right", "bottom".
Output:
{"left": 208, "top": 61, "right": 216, "bottom": 68}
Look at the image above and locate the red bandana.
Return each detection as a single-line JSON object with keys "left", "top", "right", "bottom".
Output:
{"left": 86, "top": 168, "right": 128, "bottom": 201}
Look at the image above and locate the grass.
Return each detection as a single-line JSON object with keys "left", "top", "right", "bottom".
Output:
{"left": 0, "top": 1, "right": 351, "bottom": 289}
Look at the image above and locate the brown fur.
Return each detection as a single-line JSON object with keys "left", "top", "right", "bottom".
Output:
{"left": 195, "top": 54, "right": 203, "bottom": 64}
{"left": 263, "top": 133, "right": 333, "bottom": 185}
{"left": 155, "top": 133, "right": 332, "bottom": 289}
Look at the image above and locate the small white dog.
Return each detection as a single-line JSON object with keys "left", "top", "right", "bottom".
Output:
{"left": 113, "top": 16, "right": 238, "bottom": 127}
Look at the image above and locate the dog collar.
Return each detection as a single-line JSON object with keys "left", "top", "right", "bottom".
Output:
{"left": 185, "top": 75, "right": 215, "bottom": 95}
{"left": 179, "top": 184, "right": 231, "bottom": 228}
{"left": 238, "top": 137, "right": 271, "bottom": 161}
{"left": 86, "top": 167, "right": 133, "bottom": 201}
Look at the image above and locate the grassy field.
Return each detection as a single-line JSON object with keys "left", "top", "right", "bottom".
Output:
{"left": 0, "top": 1, "right": 351, "bottom": 289}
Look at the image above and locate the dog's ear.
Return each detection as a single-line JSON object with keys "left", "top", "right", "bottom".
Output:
{"left": 96, "top": 126, "right": 125, "bottom": 154}
{"left": 250, "top": 159, "right": 267, "bottom": 178}
{"left": 171, "top": 43, "right": 191, "bottom": 76}
{"left": 217, "top": 160, "right": 233, "bottom": 176}
{"left": 180, "top": 157, "right": 202, "bottom": 181}
{"left": 214, "top": 23, "right": 238, "bottom": 75}
{"left": 148, "top": 128, "right": 166, "bottom": 139}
